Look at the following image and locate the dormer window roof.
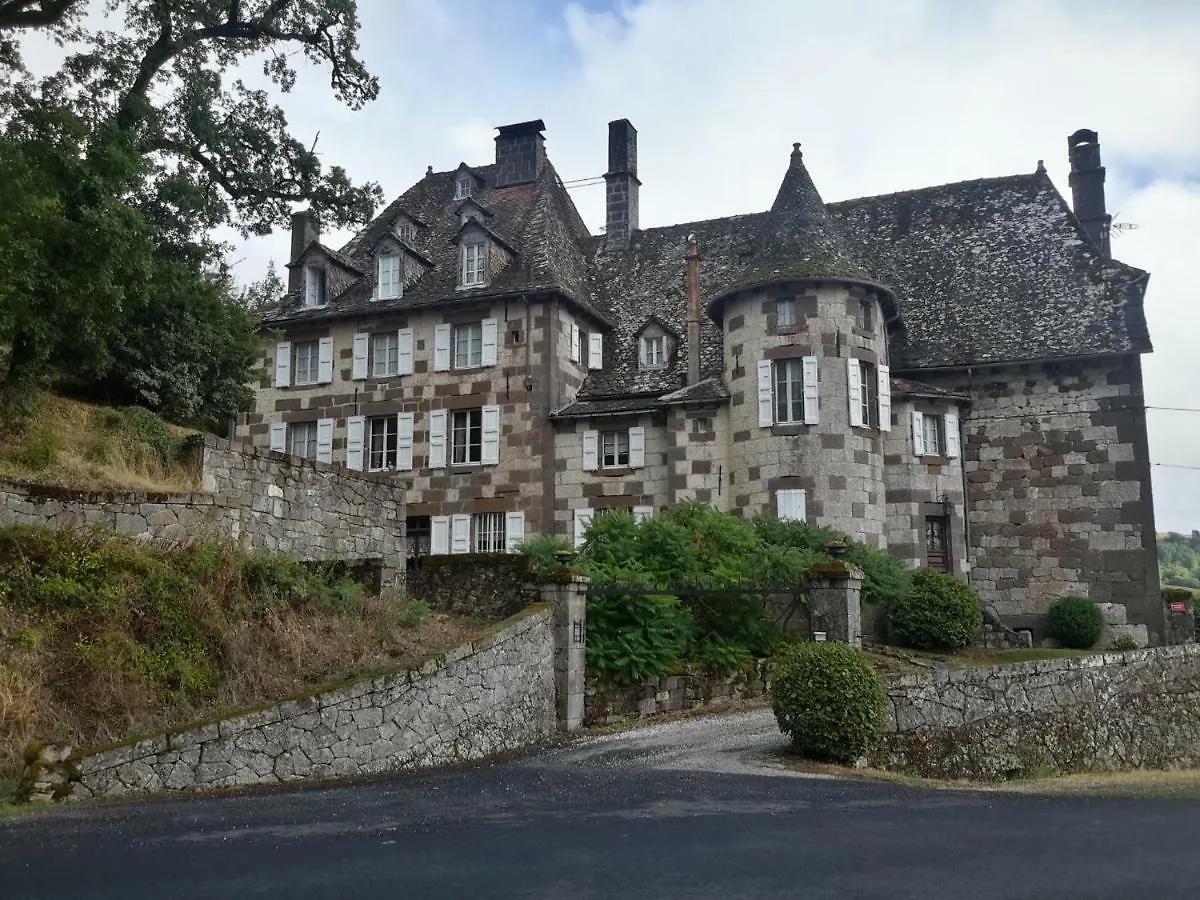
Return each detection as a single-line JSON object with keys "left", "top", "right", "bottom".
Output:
{"left": 636, "top": 320, "right": 676, "bottom": 371}
{"left": 455, "top": 175, "right": 472, "bottom": 200}
{"left": 455, "top": 198, "right": 494, "bottom": 227}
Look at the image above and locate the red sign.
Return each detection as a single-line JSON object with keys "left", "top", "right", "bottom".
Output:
{"left": 1170, "top": 601, "right": 1188, "bottom": 614}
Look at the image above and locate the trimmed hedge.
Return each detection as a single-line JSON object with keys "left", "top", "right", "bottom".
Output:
{"left": 888, "top": 568, "right": 983, "bottom": 651}
{"left": 1045, "top": 596, "right": 1104, "bottom": 649}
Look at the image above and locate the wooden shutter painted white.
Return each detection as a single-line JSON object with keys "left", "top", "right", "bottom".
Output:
{"left": 505, "top": 511, "right": 526, "bottom": 553}
{"left": 573, "top": 508, "right": 594, "bottom": 549}
{"left": 377, "top": 255, "right": 401, "bottom": 300}
{"left": 633, "top": 505, "right": 653, "bottom": 523}
{"left": 569, "top": 321, "right": 580, "bottom": 362}
{"left": 757, "top": 359, "right": 774, "bottom": 427}
{"left": 776, "top": 489, "right": 807, "bottom": 523}
{"left": 352, "top": 333, "right": 369, "bottom": 380}
{"left": 430, "top": 516, "right": 450, "bottom": 555}
{"left": 317, "top": 336, "right": 334, "bottom": 383}
{"left": 877, "top": 364, "right": 892, "bottom": 432}
{"left": 450, "top": 514, "right": 471, "bottom": 554}
{"left": 396, "top": 412, "right": 414, "bottom": 471}
{"left": 316, "top": 418, "right": 334, "bottom": 463}
{"left": 481, "top": 405, "right": 501, "bottom": 464}
{"left": 847, "top": 358, "right": 864, "bottom": 427}
{"left": 582, "top": 430, "right": 599, "bottom": 471}
{"left": 434, "top": 324, "right": 452, "bottom": 371}
{"left": 346, "top": 415, "right": 365, "bottom": 470}
{"left": 588, "top": 332, "right": 603, "bottom": 370}
{"left": 481, "top": 318, "right": 498, "bottom": 367}
{"left": 269, "top": 421, "right": 287, "bottom": 453}
{"left": 274, "top": 341, "right": 291, "bottom": 387}
{"left": 911, "top": 410, "right": 926, "bottom": 457}
{"left": 944, "top": 411, "right": 961, "bottom": 459}
{"left": 397, "top": 328, "right": 414, "bottom": 376}
{"left": 628, "top": 426, "right": 645, "bottom": 468}
{"left": 802, "top": 356, "right": 820, "bottom": 424}
{"left": 428, "top": 409, "right": 447, "bottom": 468}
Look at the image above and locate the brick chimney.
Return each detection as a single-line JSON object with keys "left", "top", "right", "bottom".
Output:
{"left": 686, "top": 234, "right": 701, "bottom": 386}
{"left": 288, "top": 209, "right": 319, "bottom": 294}
{"left": 494, "top": 119, "right": 546, "bottom": 187}
{"left": 1067, "top": 128, "right": 1111, "bottom": 259}
{"left": 604, "top": 119, "right": 640, "bottom": 248}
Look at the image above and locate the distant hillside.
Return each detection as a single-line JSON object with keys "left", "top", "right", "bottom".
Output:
{"left": 1159, "top": 532, "right": 1200, "bottom": 591}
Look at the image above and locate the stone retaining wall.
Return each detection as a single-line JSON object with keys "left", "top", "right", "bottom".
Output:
{"left": 875, "top": 644, "right": 1200, "bottom": 779}
{"left": 27, "top": 605, "right": 554, "bottom": 801}
{"left": 584, "top": 661, "right": 771, "bottom": 725}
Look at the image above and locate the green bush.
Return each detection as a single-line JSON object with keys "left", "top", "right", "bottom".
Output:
{"left": 517, "top": 534, "right": 574, "bottom": 576}
{"left": 771, "top": 641, "right": 886, "bottom": 763}
{"left": 888, "top": 568, "right": 983, "bottom": 651}
{"left": 585, "top": 591, "right": 692, "bottom": 684}
{"left": 1045, "top": 596, "right": 1104, "bottom": 649}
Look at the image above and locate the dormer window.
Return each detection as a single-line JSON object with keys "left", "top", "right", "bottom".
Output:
{"left": 394, "top": 222, "right": 415, "bottom": 243}
{"left": 304, "top": 266, "right": 327, "bottom": 308}
{"left": 455, "top": 176, "right": 472, "bottom": 200}
{"left": 461, "top": 241, "right": 486, "bottom": 288}
{"left": 376, "top": 254, "right": 402, "bottom": 300}
{"left": 638, "top": 325, "right": 670, "bottom": 371}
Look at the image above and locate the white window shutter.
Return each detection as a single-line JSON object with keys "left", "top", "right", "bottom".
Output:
{"left": 450, "top": 514, "right": 471, "bottom": 554}
{"left": 911, "top": 411, "right": 926, "bottom": 457}
{"left": 757, "top": 359, "right": 774, "bottom": 427}
{"left": 482, "top": 404, "right": 501, "bottom": 465}
{"left": 352, "top": 333, "right": 369, "bottom": 380}
{"left": 318, "top": 336, "right": 334, "bottom": 384}
{"left": 316, "top": 418, "right": 334, "bottom": 463}
{"left": 633, "top": 505, "right": 653, "bottom": 523}
{"left": 569, "top": 321, "right": 580, "bottom": 362}
{"left": 582, "top": 430, "right": 599, "bottom": 471}
{"left": 573, "top": 508, "right": 594, "bottom": 549}
{"left": 396, "top": 413, "right": 414, "bottom": 471}
{"left": 397, "top": 328, "right": 414, "bottom": 376}
{"left": 505, "top": 511, "right": 526, "bottom": 553}
{"left": 847, "top": 358, "right": 864, "bottom": 427}
{"left": 588, "top": 332, "right": 603, "bottom": 370}
{"left": 776, "top": 489, "right": 807, "bottom": 523}
{"left": 802, "top": 356, "right": 820, "bottom": 424}
{"left": 481, "top": 318, "right": 498, "bottom": 367}
{"left": 269, "top": 421, "right": 287, "bottom": 453}
{"left": 429, "top": 409, "right": 447, "bottom": 468}
{"left": 434, "top": 324, "right": 451, "bottom": 371}
{"left": 274, "top": 341, "right": 291, "bottom": 388}
{"left": 944, "top": 411, "right": 961, "bottom": 459}
{"left": 629, "top": 426, "right": 645, "bottom": 468}
{"left": 877, "top": 364, "right": 892, "bottom": 432}
{"left": 430, "top": 516, "right": 450, "bottom": 555}
{"left": 346, "top": 415, "right": 365, "bottom": 470}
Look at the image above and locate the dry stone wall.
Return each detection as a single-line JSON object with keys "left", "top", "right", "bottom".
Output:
{"left": 585, "top": 661, "right": 771, "bottom": 725}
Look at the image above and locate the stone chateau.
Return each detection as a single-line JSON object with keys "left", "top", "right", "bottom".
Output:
{"left": 243, "top": 118, "right": 1161, "bottom": 639}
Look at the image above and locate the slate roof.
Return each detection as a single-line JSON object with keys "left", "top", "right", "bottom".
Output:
{"left": 889, "top": 376, "right": 970, "bottom": 403}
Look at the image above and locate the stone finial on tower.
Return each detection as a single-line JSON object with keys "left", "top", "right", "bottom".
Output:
{"left": 604, "top": 119, "right": 640, "bottom": 249}
{"left": 1067, "top": 128, "right": 1111, "bottom": 259}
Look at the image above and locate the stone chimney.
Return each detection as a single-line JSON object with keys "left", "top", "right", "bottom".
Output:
{"left": 288, "top": 209, "right": 319, "bottom": 294}
{"left": 604, "top": 119, "right": 640, "bottom": 248}
{"left": 1067, "top": 128, "right": 1111, "bottom": 259}
{"left": 686, "top": 235, "right": 701, "bottom": 386}
{"left": 494, "top": 119, "right": 547, "bottom": 187}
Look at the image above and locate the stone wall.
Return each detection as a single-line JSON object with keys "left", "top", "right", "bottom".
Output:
{"left": 406, "top": 554, "right": 539, "bottom": 619}
{"left": 584, "top": 661, "right": 771, "bottom": 725}
{"left": 30, "top": 605, "right": 555, "bottom": 801}
{"left": 876, "top": 644, "right": 1200, "bottom": 780}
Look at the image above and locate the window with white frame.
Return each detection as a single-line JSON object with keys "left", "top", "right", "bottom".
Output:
{"left": 859, "top": 360, "right": 878, "bottom": 428}
{"left": 372, "top": 332, "right": 400, "bottom": 378}
{"left": 773, "top": 359, "right": 806, "bottom": 424}
{"left": 600, "top": 430, "right": 630, "bottom": 468}
{"left": 455, "top": 175, "right": 472, "bottom": 200}
{"left": 394, "top": 222, "right": 415, "bottom": 243}
{"left": 922, "top": 414, "right": 944, "bottom": 456}
{"left": 461, "top": 241, "right": 486, "bottom": 287}
{"left": 452, "top": 322, "right": 483, "bottom": 369}
{"left": 289, "top": 421, "right": 318, "bottom": 459}
{"left": 473, "top": 512, "right": 506, "bottom": 553}
{"left": 304, "top": 266, "right": 327, "bottom": 307}
{"left": 377, "top": 254, "right": 402, "bottom": 300}
{"left": 367, "top": 415, "right": 398, "bottom": 471}
{"left": 292, "top": 340, "right": 320, "bottom": 386}
{"left": 777, "top": 298, "right": 798, "bottom": 328}
{"left": 639, "top": 329, "right": 667, "bottom": 370}
{"left": 451, "top": 408, "right": 483, "bottom": 465}
{"left": 911, "top": 410, "right": 958, "bottom": 458}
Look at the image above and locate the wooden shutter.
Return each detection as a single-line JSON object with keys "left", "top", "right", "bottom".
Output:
{"left": 911, "top": 410, "right": 926, "bottom": 457}
{"left": 847, "top": 358, "right": 864, "bottom": 427}
{"left": 318, "top": 336, "right": 334, "bottom": 383}
{"left": 802, "top": 356, "right": 820, "bottom": 424}
{"left": 430, "top": 516, "right": 450, "bottom": 555}
{"left": 316, "top": 418, "right": 334, "bottom": 463}
{"left": 633, "top": 506, "right": 653, "bottom": 523}
{"left": 776, "top": 489, "right": 807, "bottom": 523}
{"left": 346, "top": 416, "right": 365, "bottom": 470}
{"left": 396, "top": 413, "right": 414, "bottom": 471}
{"left": 877, "top": 364, "right": 892, "bottom": 432}
{"left": 588, "top": 332, "right": 603, "bottom": 370}
{"left": 481, "top": 318, "right": 498, "bottom": 367}
{"left": 397, "top": 328, "right": 414, "bottom": 376}
{"left": 505, "top": 511, "right": 526, "bottom": 553}
{"left": 274, "top": 341, "right": 291, "bottom": 388}
{"left": 757, "top": 359, "right": 774, "bottom": 427}
{"left": 434, "top": 324, "right": 451, "bottom": 371}
{"left": 482, "top": 405, "right": 501, "bottom": 464}
{"left": 628, "top": 426, "right": 645, "bottom": 468}
{"left": 450, "top": 514, "right": 471, "bottom": 554}
{"left": 569, "top": 321, "right": 580, "bottom": 362}
{"left": 269, "top": 421, "right": 287, "bottom": 453}
{"left": 944, "top": 411, "right": 961, "bottom": 459}
{"left": 582, "top": 430, "right": 599, "bottom": 471}
{"left": 428, "top": 409, "right": 447, "bottom": 468}
{"left": 573, "top": 508, "right": 594, "bottom": 549}
{"left": 352, "top": 333, "right": 369, "bottom": 380}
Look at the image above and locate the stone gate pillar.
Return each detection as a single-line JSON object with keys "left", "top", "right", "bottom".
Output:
{"left": 536, "top": 576, "right": 588, "bottom": 731}
{"left": 808, "top": 562, "right": 864, "bottom": 648}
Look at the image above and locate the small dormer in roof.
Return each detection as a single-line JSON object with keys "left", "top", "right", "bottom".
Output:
{"left": 453, "top": 163, "right": 484, "bottom": 200}
{"left": 455, "top": 197, "right": 494, "bottom": 227}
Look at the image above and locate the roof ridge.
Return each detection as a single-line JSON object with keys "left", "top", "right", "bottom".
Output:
{"left": 828, "top": 171, "right": 1041, "bottom": 209}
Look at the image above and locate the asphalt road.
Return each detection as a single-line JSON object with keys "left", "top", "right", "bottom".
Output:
{"left": 4, "top": 709, "right": 1200, "bottom": 899}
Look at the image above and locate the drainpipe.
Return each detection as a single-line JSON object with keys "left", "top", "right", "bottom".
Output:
{"left": 686, "top": 234, "right": 701, "bottom": 386}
